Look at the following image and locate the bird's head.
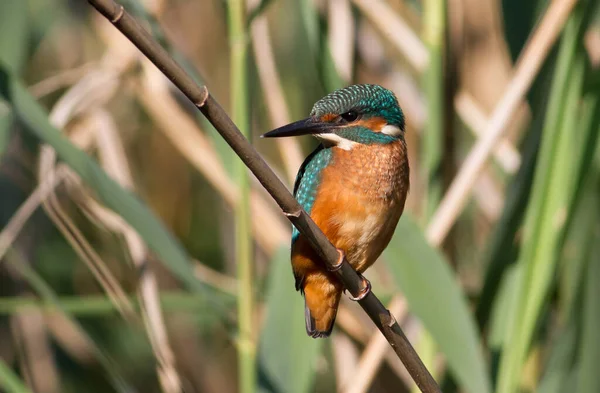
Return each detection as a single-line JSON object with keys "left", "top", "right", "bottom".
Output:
{"left": 262, "top": 84, "right": 404, "bottom": 150}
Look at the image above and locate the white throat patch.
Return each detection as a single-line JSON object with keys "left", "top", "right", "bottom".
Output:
{"left": 314, "top": 133, "right": 357, "bottom": 151}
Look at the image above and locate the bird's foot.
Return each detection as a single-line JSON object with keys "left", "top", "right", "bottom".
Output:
{"left": 328, "top": 248, "right": 345, "bottom": 272}
{"left": 349, "top": 274, "right": 371, "bottom": 301}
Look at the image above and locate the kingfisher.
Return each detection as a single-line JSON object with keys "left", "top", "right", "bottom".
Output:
{"left": 262, "top": 84, "right": 409, "bottom": 338}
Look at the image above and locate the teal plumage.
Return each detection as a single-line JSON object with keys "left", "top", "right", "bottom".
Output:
{"left": 334, "top": 127, "right": 397, "bottom": 144}
{"left": 292, "top": 145, "right": 332, "bottom": 243}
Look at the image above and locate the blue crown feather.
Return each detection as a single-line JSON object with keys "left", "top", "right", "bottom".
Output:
{"left": 310, "top": 84, "right": 405, "bottom": 129}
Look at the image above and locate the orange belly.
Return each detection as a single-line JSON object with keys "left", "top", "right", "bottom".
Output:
{"left": 291, "top": 140, "right": 408, "bottom": 337}
{"left": 292, "top": 141, "right": 409, "bottom": 337}
{"left": 293, "top": 140, "right": 408, "bottom": 272}
{"left": 310, "top": 188, "right": 404, "bottom": 271}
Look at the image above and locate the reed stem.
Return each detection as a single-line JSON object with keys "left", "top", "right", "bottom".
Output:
{"left": 415, "top": 0, "right": 446, "bottom": 388}
{"left": 228, "top": 0, "right": 255, "bottom": 392}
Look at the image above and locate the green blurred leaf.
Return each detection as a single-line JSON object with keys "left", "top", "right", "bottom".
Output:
{"left": 0, "top": 0, "right": 28, "bottom": 73}
{"left": 298, "top": 0, "right": 320, "bottom": 61}
{"left": 0, "top": 98, "right": 11, "bottom": 155}
{"left": 258, "top": 247, "right": 322, "bottom": 393}
{"left": 537, "top": 319, "right": 579, "bottom": 393}
{"left": 4, "top": 248, "right": 133, "bottom": 393}
{"left": 0, "top": 358, "right": 32, "bottom": 393}
{"left": 496, "top": 5, "right": 595, "bottom": 390}
{"left": 0, "top": 66, "right": 222, "bottom": 305}
{"left": 576, "top": 211, "right": 600, "bottom": 393}
{"left": 415, "top": 1, "right": 448, "bottom": 383}
{"left": 0, "top": 0, "right": 28, "bottom": 158}
{"left": 321, "top": 47, "right": 345, "bottom": 92}
{"left": 475, "top": 117, "right": 540, "bottom": 330}
{"left": 383, "top": 214, "right": 491, "bottom": 393}
{"left": 316, "top": 6, "right": 345, "bottom": 91}
{"left": 539, "top": 136, "right": 599, "bottom": 393}
{"left": 558, "top": 165, "right": 599, "bottom": 321}
{"left": 488, "top": 265, "right": 521, "bottom": 351}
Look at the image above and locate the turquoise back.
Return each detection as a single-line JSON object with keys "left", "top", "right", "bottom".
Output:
{"left": 292, "top": 145, "right": 333, "bottom": 243}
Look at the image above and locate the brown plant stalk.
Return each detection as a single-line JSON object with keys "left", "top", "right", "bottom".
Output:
{"left": 86, "top": 0, "right": 441, "bottom": 392}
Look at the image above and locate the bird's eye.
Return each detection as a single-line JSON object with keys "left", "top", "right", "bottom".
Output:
{"left": 340, "top": 111, "right": 359, "bottom": 122}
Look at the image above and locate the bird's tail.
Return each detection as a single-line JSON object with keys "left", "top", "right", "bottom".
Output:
{"left": 302, "top": 274, "right": 342, "bottom": 338}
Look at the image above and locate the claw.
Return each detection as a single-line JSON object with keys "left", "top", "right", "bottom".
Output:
{"left": 349, "top": 274, "right": 371, "bottom": 301}
{"left": 328, "top": 248, "right": 344, "bottom": 272}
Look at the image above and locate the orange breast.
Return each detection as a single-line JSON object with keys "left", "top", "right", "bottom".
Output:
{"left": 308, "top": 140, "right": 409, "bottom": 272}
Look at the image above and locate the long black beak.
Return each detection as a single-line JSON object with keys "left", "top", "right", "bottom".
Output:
{"left": 261, "top": 117, "right": 336, "bottom": 138}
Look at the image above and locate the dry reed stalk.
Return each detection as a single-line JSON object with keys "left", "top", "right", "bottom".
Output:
{"left": 39, "top": 139, "right": 136, "bottom": 321}
{"left": 352, "top": 0, "right": 521, "bottom": 174}
{"left": 0, "top": 117, "right": 98, "bottom": 262}
{"left": 335, "top": 300, "right": 417, "bottom": 388}
{"left": 474, "top": 175, "right": 505, "bottom": 221}
{"left": 426, "top": 0, "right": 577, "bottom": 245}
{"left": 333, "top": 333, "right": 360, "bottom": 392}
{"left": 10, "top": 310, "right": 61, "bottom": 393}
{"left": 37, "top": 55, "right": 138, "bottom": 318}
{"left": 327, "top": 0, "right": 355, "bottom": 82}
{"left": 351, "top": 0, "right": 429, "bottom": 72}
{"left": 138, "top": 63, "right": 289, "bottom": 254}
{"left": 250, "top": 15, "right": 305, "bottom": 183}
{"left": 344, "top": 296, "right": 409, "bottom": 393}
{"left": 455, "top": 91, "right": 521, "bottom": 173}
{"left": 0, "top": 165, "right": 69, "bottom": 261}
{"left": 193, "top": 260, "right": 238, "bottom": 295}
{"left": 28, "top": 62, "right": 98, "bottom": 98}
{"left": 90, "top": 109, "right": 182, "bottom": 393}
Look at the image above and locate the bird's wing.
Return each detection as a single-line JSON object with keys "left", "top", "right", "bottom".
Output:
{"left": 293, "top": 143, "right": 324, "bottom": 195}
{"left": 292, "top": 143, "right": 328, "bottom": 244}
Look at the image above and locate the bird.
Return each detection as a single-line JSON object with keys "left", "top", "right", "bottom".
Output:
{"left": 262, "top": 84, "right": 409, "bottom": 338}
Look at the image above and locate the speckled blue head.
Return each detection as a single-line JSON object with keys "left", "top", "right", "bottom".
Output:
{"left": 262, "top": 84, "right": 405, "bottom": 147}
{"left": 311, "top": 84, "right": 404, "bottom": 128}
{"left": 311, "top": 84, "right": 404, "bottom": 146}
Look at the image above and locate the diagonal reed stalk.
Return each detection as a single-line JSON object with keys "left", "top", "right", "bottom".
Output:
{"left": 351, "top": 0, "right": 521, "bottom": 174}
{"left": 0, "top": 357, "right": 32, "bottom": 393}
{"left": 90, "top": 109, "right": 182, "bottom": 393}
{"left": 137, "top": 64, "right": 288, "bottom": 253}
{"left": 86, "top": 0, "right": 441, "bottom": 391}
{"left": 425, "top": 0, "right": 577, "bottom": 245}
{"left": 249, "top": 11, "right": 304, "bottom": 183}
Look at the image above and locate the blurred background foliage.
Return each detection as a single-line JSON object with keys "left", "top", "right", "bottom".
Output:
{"left": 0, "top": 0, "right": 599, "bottom": 392}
